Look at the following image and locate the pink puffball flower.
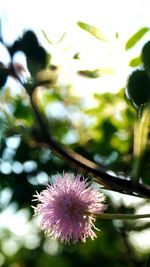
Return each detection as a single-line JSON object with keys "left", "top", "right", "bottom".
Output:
{"left": 33, "top": 172, "right": 107, "bottom": 244}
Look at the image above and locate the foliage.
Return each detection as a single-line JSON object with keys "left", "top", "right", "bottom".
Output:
{"left": 77, "top": 21, "right": 109, "bottom": 42}
{"left": 0, "top": 20, "right": 150, "bottom": 267}
{"left": 125, "top": 27, "right": 150, "bottom": 50}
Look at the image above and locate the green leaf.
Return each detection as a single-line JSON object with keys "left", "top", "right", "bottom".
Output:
{"left": 78, "top": 69, "right": 101, "bottom": 78}
{"left": 73, "top": 52, "right": 81, "bottom": 59}
{"left": 78, "top": 68, "right": 114, "bottom": 78}
{"left": 129, "top": 55, "right": 142, "bottom": 67}
{"left": 77, "top": 21, "right": 109, "bottom": 42}
{"left": 125, "top": 27, "right": 149, "bottom": 50}
{"left": 42, "top": 30, "right": 67, "bottom": 44}
{"left": 13, "top": 98, "right": 34, "bottom": 125}
{"left": 41, "top": 91, "right": 62, "bottom": 105}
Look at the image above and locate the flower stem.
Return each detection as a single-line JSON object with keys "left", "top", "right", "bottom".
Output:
{"left": 93, "top": 213, "right": 150, "bottom": 220}
{"left": 132, "top": 105, "right": 150, "bottom": 183}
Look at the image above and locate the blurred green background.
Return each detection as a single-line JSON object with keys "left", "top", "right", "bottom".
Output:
{"left": 0, "top": 1, "right": 150, "bottom": 266}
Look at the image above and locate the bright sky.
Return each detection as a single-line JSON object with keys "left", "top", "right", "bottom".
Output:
{"left": 1, "top": 0, "right": 150, "bottom": 37}
{"left": 1, "top": 0, "right": 150, "bottom": 95}
{"left": 0, "top": 0, "right": 150, "bottom": 256}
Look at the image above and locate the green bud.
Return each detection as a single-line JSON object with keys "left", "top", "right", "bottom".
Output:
{"left": 127, "top": 70, "right": 150, "bottom": 108}
{"left": 142, "top": 41, "right": 150, "bottom": 73}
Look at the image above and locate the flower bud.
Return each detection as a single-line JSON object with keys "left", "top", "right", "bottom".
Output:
{"left": 126, "top": 70, "right": 150, "bottom": 108}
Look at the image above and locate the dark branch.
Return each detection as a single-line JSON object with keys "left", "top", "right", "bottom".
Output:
{"left": 26, "top": 87, "right": 150, "bottom": 199}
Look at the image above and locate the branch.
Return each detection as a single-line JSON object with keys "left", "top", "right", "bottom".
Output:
{"left": 26, "top": 86, "right": 150, "bottom": 199}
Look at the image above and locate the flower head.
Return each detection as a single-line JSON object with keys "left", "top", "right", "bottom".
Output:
{"left": 33, "top": 172, "right": 107, "bottom": 244}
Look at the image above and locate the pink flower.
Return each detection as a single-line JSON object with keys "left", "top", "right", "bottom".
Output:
{"left": 33, "top": 173, "right": 107, "bottom": 244}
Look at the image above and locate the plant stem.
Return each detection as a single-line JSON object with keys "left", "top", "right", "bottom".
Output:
{"left": 93, "top": 213, "right": 150, "bottom": 220}
{"left": 132, "top": 105, "right": 150, "bottom": 183}
{"left": 14, "top": 76, "right": 150, "bottom": 198}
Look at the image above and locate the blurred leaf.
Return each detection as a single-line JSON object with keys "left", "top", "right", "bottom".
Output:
{"left": 42, "top": 30, "right": 67, "bottom": 44}
{"left": 0, "top": 117, "right": 7, "bottom": 142}
{"left": 73, "top": 52, "right": 81, "bottom": 59}
{"left": 115, "top": 32, "right": 119, "bottom": 39}
{"left": 26, "top": 46, "right": 48, "bottom": 75}
{"left": 21, "top": 31, "right": 48, "bottom": 75}
{"left": 78, "top": 69, "right": 101, "bottom": 78}
{"left": 125, "top": 27, "right": 149, "bottom": 50}
{"left": 41, "top": 30, "right": 54, "bottom": 44}
{"left": 77, "top": 21, "right": 109, "bottom": 42}
{"left": 8, "top": 40, "right": 22, "bottom": 57}
{"left": 35, "top": 69, "right": 58, "bottom": 87}
{"left": 78, "top": 68, "right": 114, "bottom": 78}
{"left": 21, "top": 30, "right": 39, "bottom": 50}
{"left": 13, "top": 98, "right": 34, "bottom": 125}
{"left": 57, "top": 32, "right": 67, "bottom": 43}
{"left": 40, "top": 90, "right": 62, "bottom": 106}
{"left": 129, "top": 55, "right": 142, "bottom": 67}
